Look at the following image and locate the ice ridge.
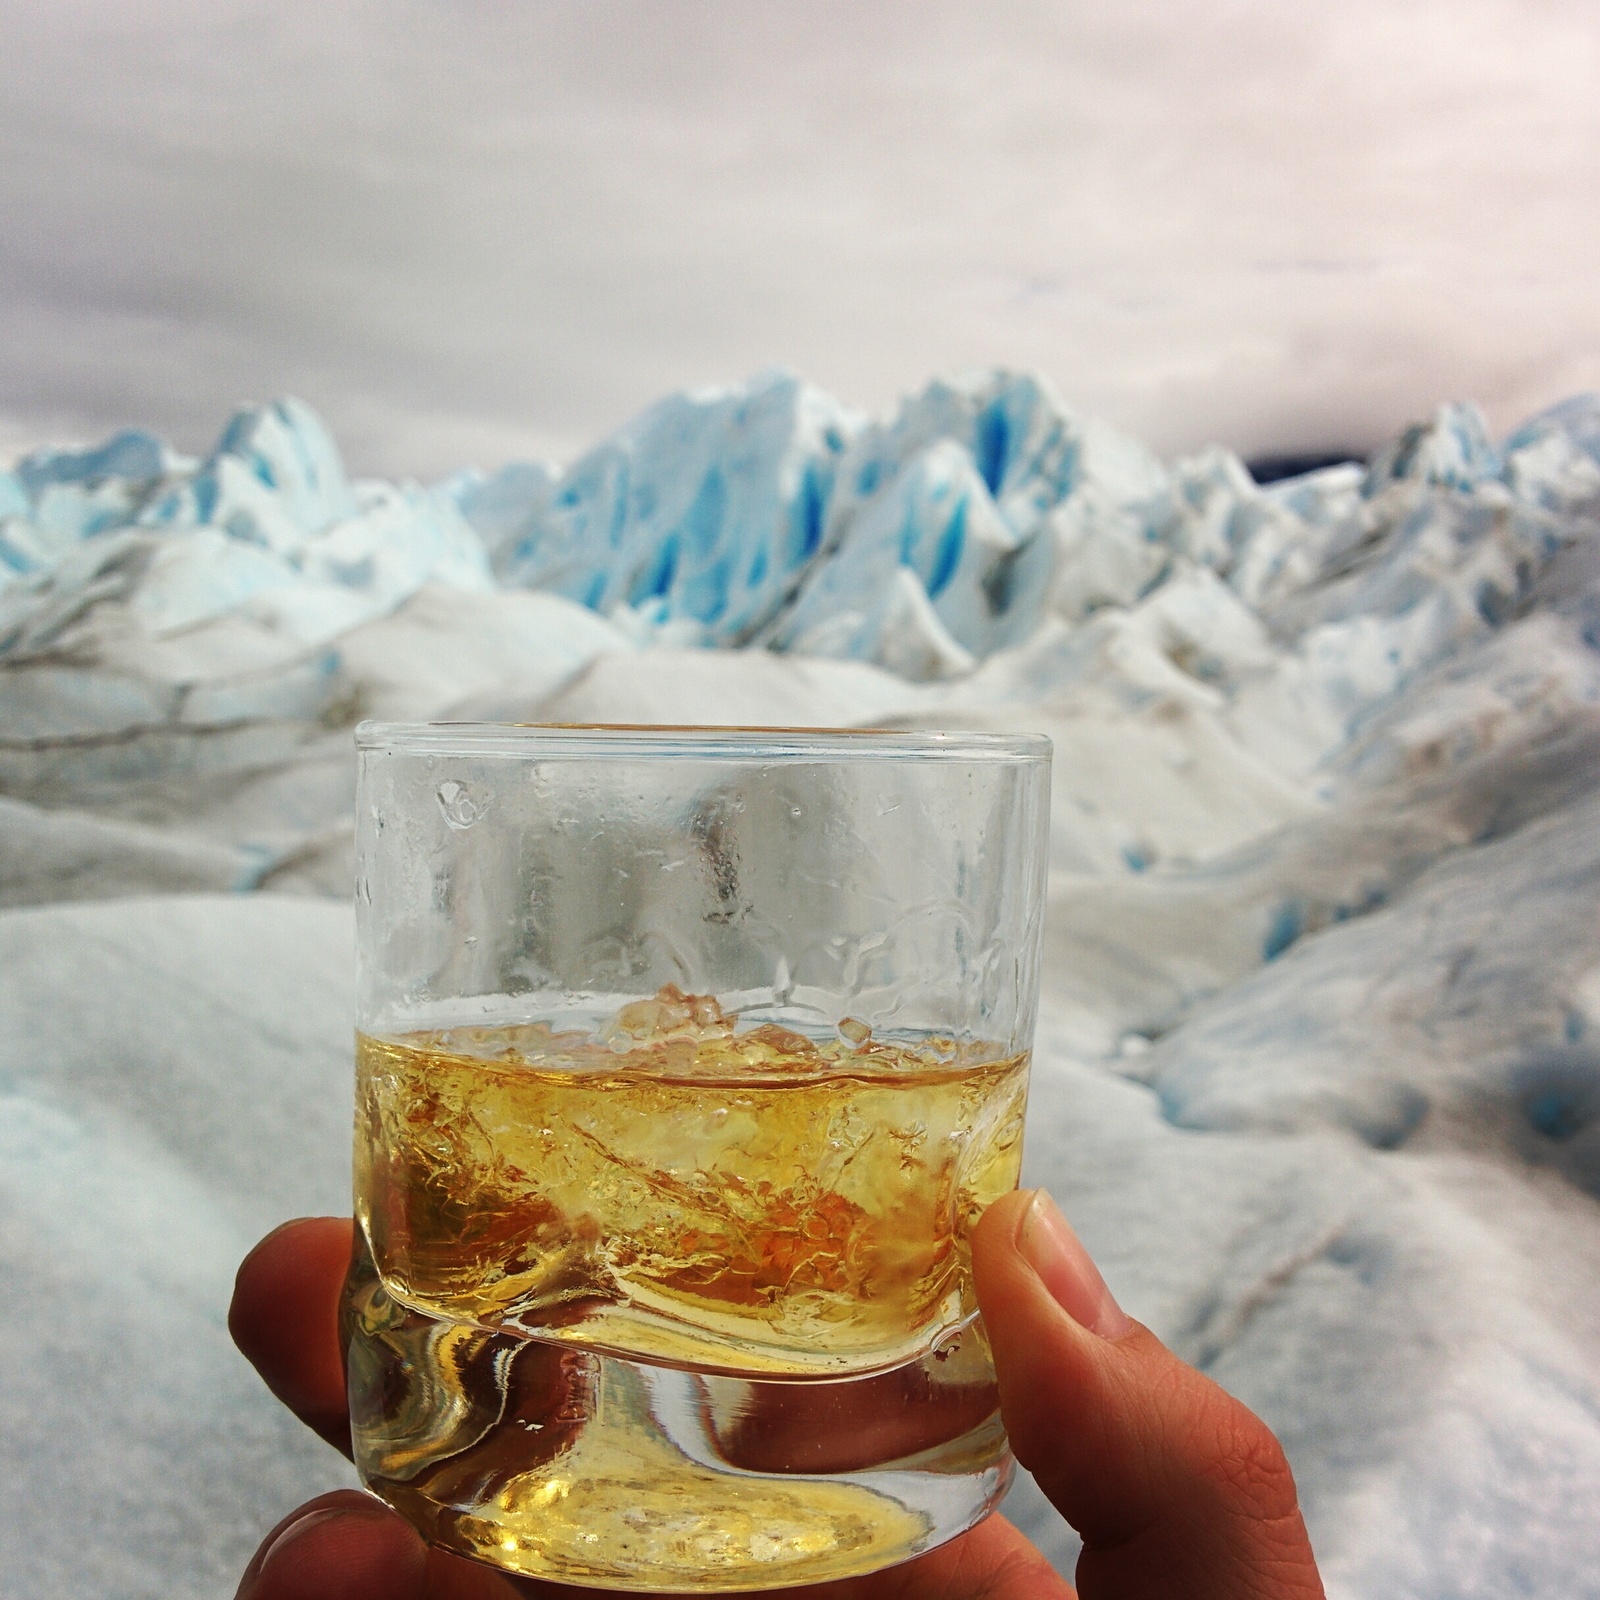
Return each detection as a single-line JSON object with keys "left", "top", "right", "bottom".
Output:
{"left": 0, "top": 369, "right": 1594, "bottom": 900}
{"left": 6, "top": 377, "right": 1596, "bottom": 698}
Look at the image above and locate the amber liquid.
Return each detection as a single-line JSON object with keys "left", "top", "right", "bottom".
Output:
{"left": 347, "top": 989, "right": 1028, "bottom": 1589}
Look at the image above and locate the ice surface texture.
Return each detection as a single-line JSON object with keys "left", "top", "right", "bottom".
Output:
{"left": 2, "top": 374, "right": 1600, "bottom": 1597}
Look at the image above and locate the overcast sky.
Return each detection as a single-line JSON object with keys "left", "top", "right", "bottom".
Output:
{"left": 3, "top": 0, "right": 1597, "bottom": 477}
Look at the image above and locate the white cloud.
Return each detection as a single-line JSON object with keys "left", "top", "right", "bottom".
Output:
{"left": 1, "top": 0, "right": 1597, "bottom": 475}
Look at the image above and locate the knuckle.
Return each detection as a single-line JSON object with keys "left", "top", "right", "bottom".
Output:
{"left": 1188, "top": 1388, "right": 1300, "bottom": 1522}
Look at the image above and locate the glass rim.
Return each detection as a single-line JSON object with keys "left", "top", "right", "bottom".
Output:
{"left": 355, "top": 720, "right": 1051, "bottom": 763}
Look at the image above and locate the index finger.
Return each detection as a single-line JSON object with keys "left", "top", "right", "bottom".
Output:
{"left": 230, "top": 1215, "right": 356, "bottom": 1457}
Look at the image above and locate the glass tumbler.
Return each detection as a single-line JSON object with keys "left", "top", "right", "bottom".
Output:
{"left": 345, "top": 724, "right": 1051, "bottom": 1591}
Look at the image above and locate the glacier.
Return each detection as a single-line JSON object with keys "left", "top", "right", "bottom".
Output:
{"left": 2, "top": 372, "right": 1599, "bottom": 1599}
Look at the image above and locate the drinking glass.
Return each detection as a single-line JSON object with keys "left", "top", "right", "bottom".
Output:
{"left": 344, "top": 724, "right": 1051, "bottom": 1591}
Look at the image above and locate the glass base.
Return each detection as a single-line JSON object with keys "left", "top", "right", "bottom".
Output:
{"left": 344, "top": 1249, "right": 1013, "bottom": 1591}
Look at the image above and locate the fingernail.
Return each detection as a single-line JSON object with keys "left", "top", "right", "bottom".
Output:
{"left": 1017, "top": 1189, "right": 1132, "bottom": 1340}
{"left": 235, "top": 1508, "right": 343, "bottom": 1598}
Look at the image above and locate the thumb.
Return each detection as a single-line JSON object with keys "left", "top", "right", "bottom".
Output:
{"left": 973, "top": 1190, "right": 1325, "bottom": 1600}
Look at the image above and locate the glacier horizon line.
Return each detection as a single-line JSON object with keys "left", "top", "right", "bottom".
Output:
{"left": 2, "top": 367, "right": 1598, "bottom": 691}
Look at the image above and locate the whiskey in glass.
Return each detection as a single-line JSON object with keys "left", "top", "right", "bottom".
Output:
{"left": 347, "top": 725, "right": 1050, "bottom": 1590}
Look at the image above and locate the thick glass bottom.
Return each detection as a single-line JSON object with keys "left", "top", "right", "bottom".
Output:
{"left": 344, "top": 1247, "right": 1013, "bottom": 1591}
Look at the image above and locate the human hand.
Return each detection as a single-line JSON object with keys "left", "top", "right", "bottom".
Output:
{"left": 230, "top": 1191, "right": 1324, "bottom": 1599}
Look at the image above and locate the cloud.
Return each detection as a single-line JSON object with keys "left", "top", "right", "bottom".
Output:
{"left": 1, "top": 0, "right": 1597, "bottom": 475}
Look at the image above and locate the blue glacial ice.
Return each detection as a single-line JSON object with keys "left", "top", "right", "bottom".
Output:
{"left": 3, "top": 397, "right": 491, "bottom": 654}
{"left": 2, "top": 371, "right": 1600, "bottom": 1600}
{"left": 4, "top": 375, "right": 1593, "bottom": 730}
{"left": 456, "top": 370, "right": 859, "bottom": 644}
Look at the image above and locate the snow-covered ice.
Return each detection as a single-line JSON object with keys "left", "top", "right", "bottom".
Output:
{"left": 2, "top": 374, "right": 1599, "bottom": 1598}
